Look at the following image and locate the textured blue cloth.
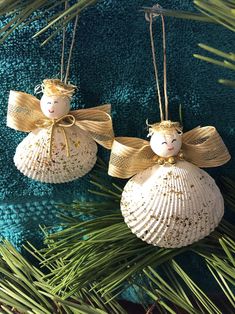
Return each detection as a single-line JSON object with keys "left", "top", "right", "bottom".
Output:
{"left": 0, "top": 0, "right": 234, "bottom": 299}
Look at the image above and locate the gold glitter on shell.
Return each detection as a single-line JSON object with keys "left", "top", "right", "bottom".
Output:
{"left": 14, "top": 125, "right": 97, "bottom": 183}
{"left": 120, "top": 161, "right": 224, "bottom": 248}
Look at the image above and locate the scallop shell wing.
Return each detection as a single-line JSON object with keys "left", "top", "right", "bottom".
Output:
{"left": 14, "top": 125, "right": 97, "bottom": 183}
{"left": 121, "top": 161, "right": 224, "bottom": 248}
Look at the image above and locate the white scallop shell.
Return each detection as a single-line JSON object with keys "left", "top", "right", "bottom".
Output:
{"left": 14, "top": 125, "right": 97, "bottom": 183}
{"left": 121, "top": 161, "right": 224, "bottom": 248}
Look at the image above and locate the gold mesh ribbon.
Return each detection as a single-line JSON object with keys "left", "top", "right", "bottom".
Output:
{"left": 108, "top": 137, "right": 155, "bottom": 178}
{"left": 72, "top": 105, "right": 113, "bottom": 149}
{"left": 108, "top": 126, "right": 231, "bottom": 178}
{"left": 7, "top": 91, "right": 45, "bottom": 132}
{"left": 182, "top": 126, "right": 230, "bottom": 167}
{"left": 7, "top": 90, "right": 114, "bottom": 150}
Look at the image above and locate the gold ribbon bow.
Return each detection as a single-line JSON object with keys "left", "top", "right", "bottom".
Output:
{"left": 35, "top": 115, "right": 76, "bottom": 158}
{"left": 108, "top": 126, "right": 231, "bottom": 179}
{"left": 7, "top": 91, "right": 114, "bottom": 158}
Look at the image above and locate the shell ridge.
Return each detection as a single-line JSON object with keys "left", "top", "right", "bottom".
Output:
{"left": 14, "top": 126, "right": 98, "bottom": 183}
{"left": 120, "top": 160, "right": 224, "bottom": 248}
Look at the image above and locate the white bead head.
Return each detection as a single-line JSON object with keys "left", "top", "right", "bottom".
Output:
{"left": 39, "top": 79, "right": 76, "bottom": 119}
{"left": 148, "top": 121, "right": 183, "bottom": 158}
{"left": 40, "top": 95, "right": 71, "bottom": 119}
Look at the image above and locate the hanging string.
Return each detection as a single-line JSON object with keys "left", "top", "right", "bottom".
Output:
{"left": 149, "top": 13, "right": 164, "bottom": 122}
{"left": 64, "top": 14, "right": 79, "bottom": 84}
{"left": 60, "top": 1, "right": 68, "bottom": 81}
{"left": 148, "top": 6, "right": 169, "bottom": 121}
{"left": 161, "top": 13, "right": 168, "bottom": 120}
{"left": 60, "top": 1, "right": 79, "bottom": 84}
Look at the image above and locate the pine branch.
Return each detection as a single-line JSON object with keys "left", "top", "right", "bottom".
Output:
{"left": 194, "top": 0, "right": 235, "bottom": 32}
{"left": 24, "top": 163, "right": 235, "bottom": 310}
{"left": 31, "top": 171, "right": 187, "bottom": 298}
{"left": 192, "top": 1, "right": 235, "bottom": 88}
{"left": 0, "top": 240, "right": 126, "bottom": 314}
{"left": 142, "top": 6, "right": 214, "bottom": 23}
{"left": 0, "top": 0, "right": 97, "bottom": 44}
{"left": 142, "top": 234, "right": 235, "bottom": 313}
{"left": 0, "top": 168, "right": 235, "bottom": 312}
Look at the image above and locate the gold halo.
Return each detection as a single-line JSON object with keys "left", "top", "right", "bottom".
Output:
{"left": 42, "top": 79, "right": 76, "bottom": 98}
{"left": 148, "top": 120, "right": 183, "bottom": 136}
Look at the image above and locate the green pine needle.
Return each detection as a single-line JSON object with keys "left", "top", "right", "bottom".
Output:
{"left": 198, "top": 43, "right": 235, "bottom": 62}
{"left": 142, "top": 6, "right": 214, "bottom": 23}
{"left": 0, "top": 0, "right": 97, "bottom": 44}
{"left": 194, "top": 54, "right": 235, "bottom": 71}
{"left": 194, "top": 0, "right": 235, "bottom": 31}
{"left": 219, "top": 79, "right": 235, "bottom": 88}
{"left": 192, "top": 1, "right": 235, "bottom": 88}
{"left": 0, "top": 240, "right": 125, "bottom": 313}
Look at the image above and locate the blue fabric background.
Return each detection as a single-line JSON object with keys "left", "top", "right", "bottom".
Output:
{"left": 0, "top": 0, "right": 234, "bottom": 296}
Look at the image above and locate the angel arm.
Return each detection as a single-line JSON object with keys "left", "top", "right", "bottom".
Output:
{"left": 108, "top": 137, "right": 156, "bottom": 178}
{"left": 72, "top": 105, "right": 114, "bottom": 149}
{"left": 7, "top": 91, "right": 44, "bottom": 132}
{"left": 182, "top": 126, "right": 231, "bottom": 168}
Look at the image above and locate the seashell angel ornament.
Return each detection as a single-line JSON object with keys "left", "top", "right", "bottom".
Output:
{"left": 108, "top": 11, "right": 231, "bottom": 248}
{"left": 7, "top": 79, "right": 114, "bottom": 183}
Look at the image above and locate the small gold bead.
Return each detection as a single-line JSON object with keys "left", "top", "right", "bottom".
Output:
{"left": 178, "top": 152, "right": 184, "bottom": 160}
{"left": 158, "top": 157, "right": 165, "bottom": 165}
{"left": 152, "top": 155, "right": 159, "bottom": 162}
{"left": 168, "top": 157, "right": 176, "bottom": 164}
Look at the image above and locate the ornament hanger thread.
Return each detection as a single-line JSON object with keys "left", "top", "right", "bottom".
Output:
{"left": 146, "top": 4, "right": 169, "bottom": 121}
{"left": 61, "top": 1, "right": 79, "bottom": 84}
{"left": 60, "top": 1, "right": 68, "bottom": 82}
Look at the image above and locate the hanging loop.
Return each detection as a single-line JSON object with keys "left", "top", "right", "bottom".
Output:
{"left": 60, "top": 1, "right": 79, "bottom": 84}
{"left": 145, "top": 3, "right": 169, "bottom": 121}
{"left": 145, "top": 4, "right": 162, "bottom": 22}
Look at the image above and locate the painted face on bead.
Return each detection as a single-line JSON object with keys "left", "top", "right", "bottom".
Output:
{"left": 150, "top": 130, "right": 182, "bottom": 157}
{"left": 40, "top": 95, "right": 71, "bottom": 119}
